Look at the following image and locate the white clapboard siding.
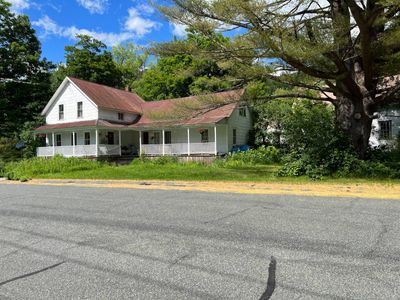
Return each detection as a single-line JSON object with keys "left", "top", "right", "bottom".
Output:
{"left": 46, "top": 81, "right": 98, "bottom": 124}
{"left": 227, "top": 106, "right": 252, "bottom": 149}
{"left": 98, "top": 109, "right": 138, "bottom": 123}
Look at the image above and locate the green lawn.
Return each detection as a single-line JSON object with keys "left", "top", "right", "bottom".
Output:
{"left": 4, "top": 156, "right": 400, "bottom": 184}
{"left": 35, "top": 163, "right": 399, "bottom": 184}
{"left": 38, "top": 163, "right": 284, "bottom": 182}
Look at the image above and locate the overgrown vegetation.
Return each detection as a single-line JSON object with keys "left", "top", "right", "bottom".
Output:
{"left": 252, "top": 98, "right": 400, "bottom": 180}
{"left": 3, "top": 150, "right": 399, "bottom": 182}
{"left": 3, "top": 156, "right": 103, "bottom": 181}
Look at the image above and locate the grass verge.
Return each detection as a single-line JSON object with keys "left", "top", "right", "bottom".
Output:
{"left": 3, "top": 156, "right": 400, "bottom": 184}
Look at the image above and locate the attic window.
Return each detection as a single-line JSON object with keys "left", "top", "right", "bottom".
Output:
{"left": 239, "top": 107, "right": 246, "bottom": 117}
{"left": 59, "top": 104, "right": 64, "bottom": 120}
{"left": 118, "top": 113, "right": 124, "bottom": 121}
{"left": 77, "top": 102, "right": 83, "bottom": 118}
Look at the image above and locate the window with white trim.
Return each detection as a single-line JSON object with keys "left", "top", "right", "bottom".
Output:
{"left": 118, "top": 113, "right": 124, "bottom": 121}
{"left": 165, "top": 131, "right": 172, "bottom": 144}
{"left": 239, "top": 107, "right": 246, "bottom": 117}
{"left": 84, "top": 132, "right": 91, "bottom": 145}
{"left": 200, "top": 129, "right": 209, "bottom": 143}
{"left": 379, "top": 120, "right": 392, "bottom": 140}
{"left": 77, "top": 102, "right": 83, "bottom": 118}
{"left": 59, "top": 104, "right": 64, "bottom": 120}
{"left": 56, "top": 134, "right": 62, "bottom": 146}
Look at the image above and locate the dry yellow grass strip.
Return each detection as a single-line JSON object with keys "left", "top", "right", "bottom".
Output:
{"left": 2, "top": 179, "right": 400, "bottom": 200}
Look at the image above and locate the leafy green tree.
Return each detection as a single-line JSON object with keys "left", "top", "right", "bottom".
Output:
{"left": 131, "top": 54, "right": 194, "bottom": 100}
{"left": 132, "top": 29, "right": 237, "bottom": 100}
{"left": 159, "top": 0, "right": 400, "bottom": 158}
{"left": 112, "top": 43, "right": 148, "bottom": 89}
{"left": 52, "top": 35, "right": 122, "bottom": 89}
{"left": 0, "top": 0, "right": 53, "bottom": 137}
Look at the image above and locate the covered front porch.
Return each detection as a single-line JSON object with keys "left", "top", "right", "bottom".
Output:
{"left": 36, "top": 128, "right": 129, "bottom": 157}
{"left": 36, "top": 124, "right": 228, "bottom": 157}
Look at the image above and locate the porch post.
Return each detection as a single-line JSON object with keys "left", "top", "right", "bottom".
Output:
{"left": 139, "top": 130, "right": 142, "bottom": 155}
{"left": 118, "top": 130, "right": 122, "bottom": 156}
{"left": 214, "top": 125, "right": 217, "bottom": 155}
{"left": 187, "top": 128, "right": 190, "bottom": 156}
{"left": 162, "top": 129, "right": 165, "bottom": 156}
{"left": 72, "top": 132, "right": 76, "bottom": 156}
{"left": 226, "top": 125, "right": 229, "bottom": 153}
{"left": 95, "top": 129, "right": 98, "bottom": 157}
{"left": 52, "top": 132, "right": 55, "bottom": 156}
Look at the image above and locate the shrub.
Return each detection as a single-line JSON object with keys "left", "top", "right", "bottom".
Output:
{"left": 223, "top": 145, "right": 281, "bottom": 166}
{"left": 279, "top": 147, "right": 400, "bottom": 180}
{"left": 4, "top": 156, "right": 103, "bottom": 180}
{"left": 131, "top": 155, "right": 179, "bottom": 166}
{"left": 0, "top": 137, "right": 21, "bottom": 162}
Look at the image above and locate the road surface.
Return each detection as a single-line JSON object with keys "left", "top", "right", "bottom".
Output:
{"left": 0, "top": 183, "right": 399, "bottom": 299}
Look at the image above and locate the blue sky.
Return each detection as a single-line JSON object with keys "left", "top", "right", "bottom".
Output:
{"left": 7, "top": 0, "right": 188, "bottom": 63}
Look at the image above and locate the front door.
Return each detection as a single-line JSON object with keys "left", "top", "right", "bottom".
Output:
{"left": 107, "top": 132, "right": 114, "bottom": 145}
{"left": 143, "top": 132, "right": 149, "bottom": 144}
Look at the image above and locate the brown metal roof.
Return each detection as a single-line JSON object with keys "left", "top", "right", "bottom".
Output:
{"left": 36, "top": 87, "right": 245, "bottom": 131}
{"left": 132, "top": 89, "right": 244, "bottom": 127}
{"left": 69, "top": 77, "right": 145, "bottom": 114}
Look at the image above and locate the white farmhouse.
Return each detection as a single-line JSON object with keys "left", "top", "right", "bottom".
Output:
{"left": 35, "top": 77, "right": 252, "bottom": 158}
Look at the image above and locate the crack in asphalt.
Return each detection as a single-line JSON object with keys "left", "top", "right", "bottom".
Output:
{"left": 170, "top": 254, "right": 192, "bottom": 266}
{"left": 0, "top": 239, "right": 222, "bottom": 299}
{"left": 0, "top": 261, "right": 65, "bottom": 287}
{"left": 0, "top": 226, "right": 266, "bottom": 285}
{"left": 204, "top": 207, "right": 253, "bottom": 224}
{"left": 259, "top": 256, "right": 277, "bottom": 300}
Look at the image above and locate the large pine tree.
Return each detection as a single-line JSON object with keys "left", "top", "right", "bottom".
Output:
{"left": 159, "top": 0, "right": 400, "bottom": 157}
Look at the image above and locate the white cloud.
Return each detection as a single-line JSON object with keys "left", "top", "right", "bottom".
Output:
{"left": 136, "top": 3, "right": 155, "bottom": 15}
{"left": 32, "top": 15, "right": 135, "bottom": 46}
{"left": 171, "top": 22, "right": 187, "bottom": 38}
{"left": 76, "top": 0, "right": 108, "bottom": 14}
{"left": 7, "top": 0, "right": 30, "bottom": 13}
{"left": 124, "top": 7, "right": 161, "bottom": 37}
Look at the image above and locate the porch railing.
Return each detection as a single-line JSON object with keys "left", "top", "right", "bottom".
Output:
{"left": 142, "top": 142, "right": 215, "bottom": 155}
{"left": 37, "top": 144, "right": 116, "bottom": 157}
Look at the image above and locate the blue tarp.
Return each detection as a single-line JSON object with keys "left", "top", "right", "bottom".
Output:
{"left": 231, "top": 145, "right": 250, "bottom": 153}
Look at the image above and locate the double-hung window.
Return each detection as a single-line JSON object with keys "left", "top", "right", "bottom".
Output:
{"left": 201, "top": 129, "right": 209, "bottom": 143}
{"left": 59, "top": 104, "right": 64, "bottom": 120}
{"left": 84, "top": 132, "right": 91, "bottom": 145}
{"left": 379, "top": 120, "right": 392, "bottom": 140}
{"left": 77, "top": 102, "right": 83, "bottom": 118}
{"left": 239, "top": 107, "right": 246, "bottom": 117}
{"left": 56, "top": 134, "right": 62, "bottom": 146}
{"left": 165, "top": 131, "right": 172, "bottom": 144}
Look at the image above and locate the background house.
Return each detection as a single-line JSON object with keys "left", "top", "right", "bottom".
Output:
{"left": 370, "top": 108, "right": 400, "bottom": 147}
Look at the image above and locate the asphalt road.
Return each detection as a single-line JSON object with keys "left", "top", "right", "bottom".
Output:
{"left": 0, "top": 184, "right": 399, "bottom": 299}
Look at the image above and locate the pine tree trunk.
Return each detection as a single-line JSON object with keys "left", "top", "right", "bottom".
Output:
{"left": 335, "top": 96, "right": 373, "bottom": 159}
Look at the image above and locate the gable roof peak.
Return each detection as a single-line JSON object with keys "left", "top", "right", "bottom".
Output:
{"left": 67, "top": 77, "right": 145, "bottom": 114}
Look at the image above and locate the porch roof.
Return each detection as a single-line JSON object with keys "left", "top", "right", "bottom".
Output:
{"left": 35, "top": 119, "right": 129, "bottom": 131}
